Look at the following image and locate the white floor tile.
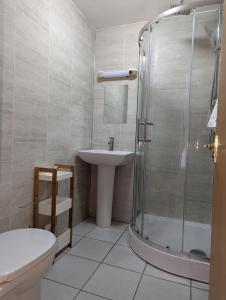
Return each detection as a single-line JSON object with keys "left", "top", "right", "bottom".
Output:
{"left": 41, "top": 279, "right": 79, "bottom": 300}
{"left": 134, "top": 275, "right": 190, "bottom": 300}
{"left": 117, "top": 231, "right": 129, "bottom": 247}
{"left": 192, "top": 280, "right": 209, "bottom": 291}
{"left": 87, "top": 227, "right": 123, "bottom": 243}
{"left": 69, "top": 238, "right": 113, "bottom": 262}
{"left": 144, "top": 264, "right": 190, "bottom": 286}
{"left": 72, "top": 234, "right": 83, "bottom": 246}
{"left": 76, "top": 291, "right": 108, "bottom": 300}
{"left": 73, "top": 221, "right": 96, "bottom": 237}
{"left": 46, "top": 254, "right": 99, "bottom": 289}
{"left": 192, "top": 288, "right": 208, "bottom": 300}
{"left": 84, "top": 264, "right": 141, "bottom": 300}
{"left": 111, "top": 222, "right": 129, "bottom": 230}
{"left": 104, "top": 244, "right": 146, "bottom": 273}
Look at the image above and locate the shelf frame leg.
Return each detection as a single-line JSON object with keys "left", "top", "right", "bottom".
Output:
{"left": 69, "top": 166, "right": 74, "bottom": 248}
{"left": 33, "top": 168, "right": 40, "bottom": 228}
{"left": 51, "top": 169, "right": 57, "bottom": 235}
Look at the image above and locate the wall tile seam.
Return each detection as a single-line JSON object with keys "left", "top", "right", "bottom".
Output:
{"left": 10, "top": 0, "right": 17, "bottom": 228}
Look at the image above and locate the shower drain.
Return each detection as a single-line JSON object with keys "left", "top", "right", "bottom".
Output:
{"left": 190, "top": 249, "right": 207, "bottom": 257}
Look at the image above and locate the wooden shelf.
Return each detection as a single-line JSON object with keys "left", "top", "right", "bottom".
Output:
{"left": 33, "top": 164, "right": 74, "bottom": 254}
{"left": 39, "top": 170, "right": 73, "bottom": 182}
{"left": 39, "top": 196, "right": 72, "bottom": 216}
{"left": 45, "top": 225, "right": 71, "bottom": 253}
{"left": 56, "top": 227, "right": 71, "bottom": 253}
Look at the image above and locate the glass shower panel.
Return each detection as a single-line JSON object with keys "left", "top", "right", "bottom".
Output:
{"left": 183, "top": 8, "right": 221, "bottom": 258}
{"left": 142, "top": 15, "right": 194, "bottom": 251}
{"left": 133, "top": 30, "right": 152, "bottom": 235}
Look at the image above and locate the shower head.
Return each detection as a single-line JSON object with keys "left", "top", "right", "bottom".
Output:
{"left": 170, "top": 0, "right": 191, "bottom": 16}
{"left": 170, "top": 4, "right": 191, "bottom": 15}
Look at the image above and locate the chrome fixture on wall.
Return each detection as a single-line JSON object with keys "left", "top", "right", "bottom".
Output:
{"left": 108, "top": 137, "right": 115, "bottom": 151}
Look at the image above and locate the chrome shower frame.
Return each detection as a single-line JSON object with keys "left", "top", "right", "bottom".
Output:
{"left": 129, "top": 0, "right": 223, "bottom": 283}
{"left": 138, "top": 0, "right": 223, "bottom": 43}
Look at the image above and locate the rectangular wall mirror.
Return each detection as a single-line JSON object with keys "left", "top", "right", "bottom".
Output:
{"left": 104, "top": 85, "right": 128, "bottom": 124}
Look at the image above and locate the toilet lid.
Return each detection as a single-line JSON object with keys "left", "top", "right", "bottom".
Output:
{"left": 0, "top": 229, "right": 56, "bottom": 284}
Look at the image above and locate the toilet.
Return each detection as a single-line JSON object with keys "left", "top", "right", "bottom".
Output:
{"left": 0, "top": 228, "right": 56, "bottom": 300}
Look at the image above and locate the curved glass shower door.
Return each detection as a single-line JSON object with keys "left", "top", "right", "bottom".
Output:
{"left": 142, "top": 14, "right": 195, "bottom": 252}
{"left": 133, "top": 5, "right": 222, "bottom": 257}
{"left": 133, "top": 29, "right": 152, "bottom": 236}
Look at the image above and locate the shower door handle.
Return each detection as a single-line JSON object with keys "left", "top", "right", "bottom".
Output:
{"left": 137, "top": 119, "right": 154, "bottom": 143}
{"left": 144, "top": 119, "right": 154, "bottom": 143}
{"left": 137, "top": 119, "right": 145, "bottom": 142}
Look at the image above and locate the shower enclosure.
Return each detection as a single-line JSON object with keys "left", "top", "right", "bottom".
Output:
{"left": 129, "top": 0, "right": 223, "bottom": 282}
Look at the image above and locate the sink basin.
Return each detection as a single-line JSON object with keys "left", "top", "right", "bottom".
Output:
{"left": 78, "top": 149, "right": 134, "bottom": 227}
{"left": 78, "top": 149, "right": 134, "bottom": 166}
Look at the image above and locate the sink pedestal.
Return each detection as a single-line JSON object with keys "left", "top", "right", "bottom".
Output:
{"left": 97, "top": 165, "right": 115, "bottom": 227}
{"left": 78, "top": 149, "right": 134, "bottom": 228}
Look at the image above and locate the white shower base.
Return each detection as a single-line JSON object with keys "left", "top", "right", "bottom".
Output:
{"left": 136, "top": 214, "right": 211, "bottom": 257}
{"left": 129, "top": 214, "right": 211, "bottom": 282}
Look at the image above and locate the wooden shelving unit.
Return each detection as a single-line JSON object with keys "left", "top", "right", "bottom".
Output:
{"left": 33, "top": 164, "right": 74, "bottom": 253}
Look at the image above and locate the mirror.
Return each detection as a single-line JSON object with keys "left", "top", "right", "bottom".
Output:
{"left": 104, "top": 85, "right": 128, "bottom": 124}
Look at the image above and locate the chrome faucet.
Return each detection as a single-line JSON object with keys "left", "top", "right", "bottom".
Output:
{"left": 108, "top": 137, "right": 114, "bottom": 151}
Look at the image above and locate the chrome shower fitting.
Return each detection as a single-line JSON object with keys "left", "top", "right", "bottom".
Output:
{"left": 108, "top": 137, "right": 114, "bottom": 151}
{"left": 170, "top": 0, "right": 191, "bottom": 15}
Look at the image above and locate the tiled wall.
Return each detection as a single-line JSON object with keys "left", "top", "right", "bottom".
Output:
{"left": 89, "top": 22, "right": 145, "bottom": 223}
{"left": 0, "top": 2, "right": 216, "bottom": 232}
{"left": 0, "top": 0, "right": 95, "bottom": 232}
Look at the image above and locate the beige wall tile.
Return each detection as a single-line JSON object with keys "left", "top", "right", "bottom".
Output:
{"left": 0, "top": 0, "right": 95, "bottom": 232}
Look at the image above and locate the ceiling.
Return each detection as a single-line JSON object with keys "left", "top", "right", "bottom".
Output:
{"left": 73, "top": 0, "right": 182, "bottom": 29}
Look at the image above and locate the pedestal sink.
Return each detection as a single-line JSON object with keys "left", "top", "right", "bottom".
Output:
{"left": 78, "top": 150, "right": 134, "bottom": 227}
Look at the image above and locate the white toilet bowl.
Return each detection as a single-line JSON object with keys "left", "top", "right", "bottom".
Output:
{"left": 0, "top": 228, "right": 56, "bottom": 300}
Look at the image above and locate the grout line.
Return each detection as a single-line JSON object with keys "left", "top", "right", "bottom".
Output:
{"left": 143, "top": 273, "right": 192, "bottom": 288}
{"left": 10, "top": 0, "right": 16, "bottom": 231}
{"left": 66, "top": 252, "right": 105, "bottom": 264}
{"left": 44, "top": 277, "right": 79, "bottom": 290}
{"left": 101, "top": 262, "right": 145, "bottom": 275}
{"left": 79, "top": 234, "right": 124, "bottom": 244}
{"left": 191, "top": 280, "right": 209, "bottom": 291}
{"left": 74, "top": 290, "right": 112, "bottom": 300}
{"left": 132, "top": 263, "right": 147, "bottom": 300}
{"left": 79, "top": 261, "right": 102, "bottom": 291}
{"left": 73, "top": 235, "right": 115, "bottom": 246}
{"left": 191, "top": 286, "right": 209, "bottom": 292}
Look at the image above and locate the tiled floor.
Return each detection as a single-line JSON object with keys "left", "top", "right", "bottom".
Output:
{"left": 42, "top": 218, "right": 209, "bottom": 300}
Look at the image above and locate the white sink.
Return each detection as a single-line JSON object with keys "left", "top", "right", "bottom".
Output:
{"left": 78, "top": 149, "right": 134, "bottom": 227}
{"left": 78, "top": 149, "right": 134, "bottom": 166}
